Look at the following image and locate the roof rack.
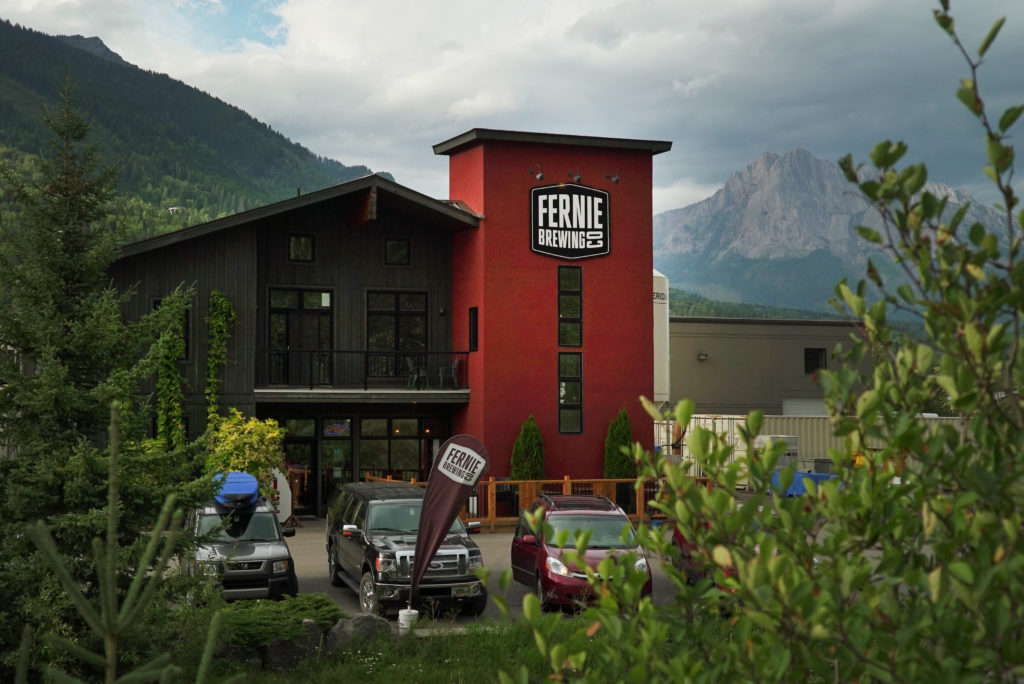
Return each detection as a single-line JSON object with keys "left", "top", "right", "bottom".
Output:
{"left": 538, "top": 494, "right": 618, "bottom": 511}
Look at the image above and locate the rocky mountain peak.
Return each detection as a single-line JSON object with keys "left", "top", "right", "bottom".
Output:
{"left": 653, "top": 149, "right": 1004, "bottom": 312}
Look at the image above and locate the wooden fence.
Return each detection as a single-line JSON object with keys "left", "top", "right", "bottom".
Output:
{"left": 367, "top": 474, "right": 713, "bottom": 532}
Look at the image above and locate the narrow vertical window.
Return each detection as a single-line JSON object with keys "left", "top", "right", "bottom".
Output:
{"left": 468, "top": 307, "right": 478, "bottom": 352}
{"left": 557, "top": 266, "right": 582, "bottom": 347}
{"left": 558, "top": 352, "right": 582, "bottom": 433}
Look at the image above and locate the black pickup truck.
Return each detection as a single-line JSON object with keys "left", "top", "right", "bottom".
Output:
{"left": 325, "top": 481, "right": 487, "bottom": 616}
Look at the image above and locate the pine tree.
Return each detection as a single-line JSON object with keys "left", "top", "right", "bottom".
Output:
{"left": 603, "top": 408, "right": 635, "bottom": 479}
{"left": 0, "top": 75, "right": 190, "bottom": 674}
{"left": 509, "top": 415, "right": 544, "bottom": 480}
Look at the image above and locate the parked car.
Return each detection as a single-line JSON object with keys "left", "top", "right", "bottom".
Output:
{"left": 324, "top": 481, "right": 487, "bottom": 616}
{"left": 510, "top": 494, "right": 653, "bottom": 609}
{"left": 186, "top": 472, "right": 298, "bottom": 600}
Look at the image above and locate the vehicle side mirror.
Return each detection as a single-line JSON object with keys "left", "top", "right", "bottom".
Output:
{"left": 342, "top": 523, "right": 359, "bottom": 536}
{"left": 282, "top": 526, "right": 296, "bottom": 537}
{"left": 466, "top": 521, "right": 481, "bottom": 534}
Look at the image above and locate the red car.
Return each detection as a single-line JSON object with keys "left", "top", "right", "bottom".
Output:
{"left": 510, "top": 494, "right": 653, "bottom": 609}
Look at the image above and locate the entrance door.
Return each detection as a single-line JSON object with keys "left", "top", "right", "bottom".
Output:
{"left": 283, "top": 418, "right": 318, "bottom": 516}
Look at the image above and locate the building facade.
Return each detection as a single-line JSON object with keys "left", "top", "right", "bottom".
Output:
{"left": 668, "top": 316, "right": 864, "bottom": 416}
{"left": 111, "top": 129, "right": 671, "bottom": 516}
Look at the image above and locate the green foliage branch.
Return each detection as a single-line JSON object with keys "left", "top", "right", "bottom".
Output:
{"left": 15, "top": 402, "right": 226, "bottom": 684}
{"left": 506, "top": 4, "right": 1024, "bottom": 682}
{"left": 509, "top": 415, "right": 544, "bottom": 480}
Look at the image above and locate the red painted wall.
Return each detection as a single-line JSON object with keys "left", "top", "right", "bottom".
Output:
{"left": 446, "top": 137, "right": 656, "bottom": 478}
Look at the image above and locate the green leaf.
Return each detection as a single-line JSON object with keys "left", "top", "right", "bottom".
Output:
{"left": 855, "top": 226, "right": 883, "bottom": 244}
{"left": 978, "top": 17, "right": 1005, "bottom": 57}
{"left": 958, "top": 83, "right": 980, "bottom": 115}
{"left": 929, "top": 567, "right": 943, "bottom": 603}
{"left": 948, "top": 561, "right": 975, "bottom": 586}
{"left": 523, "top": 593, "right": 540, "bottom": 621}
{"left": 999, "top": 104, "right": 1024, "bottom": 133}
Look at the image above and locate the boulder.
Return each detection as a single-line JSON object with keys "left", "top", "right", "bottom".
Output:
{"left": 323, "top": 614, "right": 392, "bottom": 655}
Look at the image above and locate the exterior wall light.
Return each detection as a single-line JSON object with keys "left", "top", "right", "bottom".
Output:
{"left": 697, "top": 353, "right": 709, "bottom": 361}
{"left": 528, "top": 164, "right": 544, "bottom": 181}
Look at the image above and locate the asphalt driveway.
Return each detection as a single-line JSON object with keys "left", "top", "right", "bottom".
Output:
{"left": 286, "top": 517, "right": 674, "bottom": 623}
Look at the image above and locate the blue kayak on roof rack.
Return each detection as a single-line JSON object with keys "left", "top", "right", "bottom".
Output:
{"left": 214, "top": 471, "right": 260, "bottom": 508}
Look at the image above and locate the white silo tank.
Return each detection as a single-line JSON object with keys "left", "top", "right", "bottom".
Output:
{"left": 653, "top": 268, "right": 670, "bottom": 405}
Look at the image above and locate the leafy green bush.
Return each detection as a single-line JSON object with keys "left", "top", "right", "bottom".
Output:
{"left": 220, "top": 594, "right": 344, "bottom": 650}
{"left": 510, "top": 3, "right": 1024, "bottom": 682}
{"left": 509, "top": 415, "right": 544, "bottom": 480}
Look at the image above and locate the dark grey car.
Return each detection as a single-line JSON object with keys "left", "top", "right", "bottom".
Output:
{"left": 187, "top": 497, "right": 298, "bottom": 600}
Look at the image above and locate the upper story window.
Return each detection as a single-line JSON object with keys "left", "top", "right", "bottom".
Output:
{"left": 558, "top": 266, "right": 582, "bottom": 347}
{"left": 289, "top": 234, "right": 314, "bottom": 262}
{"left": 385, "top": 238, "right": 411, "bottom": 266}
{"left": 804, "top": 347, "right": 827, "bottom": 375}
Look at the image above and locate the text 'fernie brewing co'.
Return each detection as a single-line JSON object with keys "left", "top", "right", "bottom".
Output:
{"left": 530, "top": 184, "right": 610, "bottom": 260}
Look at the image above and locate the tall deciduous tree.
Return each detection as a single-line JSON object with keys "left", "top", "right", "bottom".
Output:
{"left": 0, "top": 76, "right": 190, "bottom": 674}
{"left": 507, "top": 3, "right": 1024, "bottom": 682}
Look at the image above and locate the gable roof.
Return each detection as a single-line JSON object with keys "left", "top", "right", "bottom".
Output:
{"left": 117, "top": 173, "right": 479, "bottom": 259}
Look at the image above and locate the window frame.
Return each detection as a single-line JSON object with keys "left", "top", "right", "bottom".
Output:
{"left": 558, "top": 351, "right": 583, "bottom": 434}
{"left": 804, "top": 347, "right": 827, "bottom": 375}
{"left": 557, "top": 266, "right": 582, "bottom": 348}
{"left": 288, "top": 234, "right": 315, "bottom": 263}
{"left": 384, "top": 237, "right": 411, "bottom": 267}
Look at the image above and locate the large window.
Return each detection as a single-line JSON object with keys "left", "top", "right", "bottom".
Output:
{"left": 558, "top": 266, "right": 582, "bottom": 347}
{"left": 358, "top": 417, "right": 430, "bottom": 481}
{"left": 366, "top": 291, "right": 427, "bottom": 378}
{"left": 268, "top": 288, "right": 333, "bottom": 385}
{"left": 559, "top": 352, "right": 582, "bottom": 433}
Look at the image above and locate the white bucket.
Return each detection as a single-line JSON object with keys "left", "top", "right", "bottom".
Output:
{"left": 398, "top": 608, "right": 419, "bottom": 636}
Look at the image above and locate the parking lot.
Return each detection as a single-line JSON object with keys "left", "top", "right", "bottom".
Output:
{"left": 286, "top": 517, "right": 675, "bottom": 623}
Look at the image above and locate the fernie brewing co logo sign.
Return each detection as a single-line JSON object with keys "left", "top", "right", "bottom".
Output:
{"left": 530, "top": 183, "right": 610, "bottom": 260}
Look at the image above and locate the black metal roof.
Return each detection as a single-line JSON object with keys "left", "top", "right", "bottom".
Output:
{"left": 117, "top": 173, "right": 479, "bottom": 260}
{"left": 432, "top": 128, "right": 672, "bottom": 156}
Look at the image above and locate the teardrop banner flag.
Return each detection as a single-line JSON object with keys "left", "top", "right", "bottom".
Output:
{"left": 410, "top": 434, "right": 489, "bottom": 606}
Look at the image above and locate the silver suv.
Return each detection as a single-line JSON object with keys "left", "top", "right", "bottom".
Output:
{"left": 187, "top": 495, "right": 298, "bottom": 600}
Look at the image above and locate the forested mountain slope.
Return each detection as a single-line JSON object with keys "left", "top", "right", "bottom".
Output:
{"left": 0, "top": 19, "right": 387, "bottom": 240}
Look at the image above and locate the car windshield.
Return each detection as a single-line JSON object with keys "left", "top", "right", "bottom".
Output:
{"left": 200, "top": 511, "right": 281, "bottom": 542}
{"left": 547, "top": 514, "right": 636, "bottom": 549}
{"left": 367, "top": 502, "right": 466, "bottom": 535}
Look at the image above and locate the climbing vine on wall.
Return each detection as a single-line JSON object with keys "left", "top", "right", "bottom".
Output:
{"left": 205, "top": 289, "right": 236, "bottom": 424}
{"left": 155, "top": 301, "right": 187, "bottom": 450}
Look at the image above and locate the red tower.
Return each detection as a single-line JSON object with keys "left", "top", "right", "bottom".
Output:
{"left": 434, "top": 129, "right": 672, "bottom": 477}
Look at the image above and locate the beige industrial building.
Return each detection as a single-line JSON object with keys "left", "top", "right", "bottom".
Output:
{"left": 667, "top": 316, "right": 864, "bottom": 416}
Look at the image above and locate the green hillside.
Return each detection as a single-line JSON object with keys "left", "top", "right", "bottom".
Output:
{"left": 668, "top": 287, "right": 846, "bottom": 320}
{"left": 0, "top": 19, "right": 388, "bottom": 240}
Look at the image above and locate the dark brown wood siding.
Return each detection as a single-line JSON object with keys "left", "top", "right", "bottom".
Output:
{"left": 111, "top": 190, "right": 454, "bottom": 436}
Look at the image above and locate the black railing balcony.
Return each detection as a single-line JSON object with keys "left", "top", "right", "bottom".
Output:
{"left": 255, "top": 349, "right": 469, "bottom": 390}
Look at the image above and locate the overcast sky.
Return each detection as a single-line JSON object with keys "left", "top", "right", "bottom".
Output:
{"left": 2, "top": 0, "right": 1022, "bottom": 213}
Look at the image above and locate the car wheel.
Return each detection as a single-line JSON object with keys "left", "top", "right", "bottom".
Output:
{"left": 360, "top": 571, "right": 382, "bottom": 615}
{"left": 328, "top": 545, "right": 343, "bottom": 587}
{"left": 464, "top": 591, "right": 488, "bottom": 617}
{"left": 535, "top": 574, "right": 549, "bottom": 611}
